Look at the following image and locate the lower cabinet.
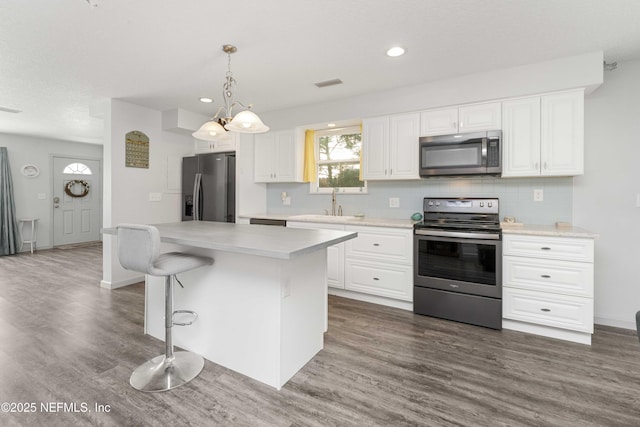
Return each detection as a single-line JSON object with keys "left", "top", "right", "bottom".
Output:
{"left": 286, "top": 221, "right": 345, "bottom": 289}
{"left": 344, "top": 225, "right": 413, "bottom": 302}
{"left": 502, "top": 234, "right": 595, "bottom": 344}
{"left": 344, "top": 259, "right": 413, "bottom": 301}
{"left": 287, "top": 222, "right": 414, "bottom": 305}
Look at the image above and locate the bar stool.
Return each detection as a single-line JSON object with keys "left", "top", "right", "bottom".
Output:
{"left": 116, "top": 224, "right": 213, "bottom": 392}
{"left": 19, "top": 218, "right": 38, "bottom": 253}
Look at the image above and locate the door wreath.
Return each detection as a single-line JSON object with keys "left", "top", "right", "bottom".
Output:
{"left": 64, "top": 180, "right": 90, "bottom": 198}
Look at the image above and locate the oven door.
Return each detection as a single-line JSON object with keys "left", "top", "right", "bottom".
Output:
{"left": 413, "top": 231, "right": 502, "bottom": 298}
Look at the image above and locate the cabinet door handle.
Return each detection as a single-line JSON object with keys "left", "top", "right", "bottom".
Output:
{"left": 535, "top": 162, "right": 539, "bottom": 169}
{"left": 373, "top": 243, "right": 380, "bottom": 246}
{"left": 390, "top": 169, "right": 392, "bottom": 175}
{"left": 544, "top": 161, "right": 548, "bottom": 170}
{"left": 540, "top": 247, "right": 551, "bottom": 251}
{"left": 373, "top": 277, "right": 380, "bottom": 281}
{"left": 541, "top": 308, "right": 551, "bottom": 312}
{"left": 541, "top": 274, "right": 551, "bottom": 279}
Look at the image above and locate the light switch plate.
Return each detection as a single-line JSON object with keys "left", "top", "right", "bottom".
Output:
{"left": 389, "top": 197, "right": 400, "bottom": 208}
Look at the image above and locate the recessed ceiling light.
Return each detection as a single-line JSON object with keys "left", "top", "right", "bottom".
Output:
{"left": 327, "top": 123, "right": 336, "bottom": 128}
{"left": 199, "top": 97, "right": 213, "bottom": 103}
{"left": 386, "top": 46, "right": 405, "bottom": 57}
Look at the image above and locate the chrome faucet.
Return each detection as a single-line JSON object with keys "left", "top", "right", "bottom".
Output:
{"left": 331, "top": 188, "right": 337, "bottom": 216}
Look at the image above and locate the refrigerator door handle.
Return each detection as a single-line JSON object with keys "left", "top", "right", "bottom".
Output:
{"left": 193, "top": 173, "right": 202, "bottom": 221}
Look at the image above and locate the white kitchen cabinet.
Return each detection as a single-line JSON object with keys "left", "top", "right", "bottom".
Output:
{"left": 502, "top": 90, "right": 584, "bottom": 177}
{"left": 344, "top": 225, "right": 413, "bottom": 301}
{"left": 254, "top": 129, "right": 303, "bottom": 183}
{"left": 501, "top": 97, "right": 541, "bottom": 176}
{"left": 540, "top": 90, "right": 584, "bottom": 176}
{"left": 287, "top": 221, "right": 345, "bottom": 289}
{"left": 420, "top": 102, "right": 501, "bottom": 136}
{"left": 502, "top": 233, "right": 595, "bottom": 344}
{"left": 194, "top": 132, "right": 238, "bottom": 154}
{"left": 362, "top": 112, "right": 420, "bottom": 180}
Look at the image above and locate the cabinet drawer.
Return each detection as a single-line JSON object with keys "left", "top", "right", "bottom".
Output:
{"left": 503, "top": 256, "right": 593, "bottom": 297}
{"left": 503, "top": 288, "right": 593, "bottom": 333}
{"left": 503, "top": 234, "right": 593, "bottom": 262}
{"left": 345, "top": 226, "right": 412, "bottom": 264}
{"left": 345, "top": 260, "right": 412, "bottom": 301}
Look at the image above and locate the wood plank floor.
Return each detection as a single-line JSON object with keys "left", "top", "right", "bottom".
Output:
{"left": 1, "top": 245, "right": 640, "bottom": 426}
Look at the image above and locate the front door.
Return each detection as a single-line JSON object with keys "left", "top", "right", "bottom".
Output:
{"left": 52, "top": 157, "right": 101, "bottom": 246}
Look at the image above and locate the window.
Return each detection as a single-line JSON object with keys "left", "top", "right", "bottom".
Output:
{"left": 63, "top": 162, "right": 92, "bottom": 175}
{"left": 311, "top": 126, "right": 366, "bottom": 193}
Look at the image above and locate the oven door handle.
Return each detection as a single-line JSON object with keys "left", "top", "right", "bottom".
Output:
{"left": 415, "top": 229, "right": 501, "bottom": 240}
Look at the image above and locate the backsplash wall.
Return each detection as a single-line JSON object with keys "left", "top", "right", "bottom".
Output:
{"left": 266, "top": 176, "right": 573, "bottom": 225}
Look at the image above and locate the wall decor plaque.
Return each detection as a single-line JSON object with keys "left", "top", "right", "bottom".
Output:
{"left": 125, "top": 131, "right": 149, "bottom": 168}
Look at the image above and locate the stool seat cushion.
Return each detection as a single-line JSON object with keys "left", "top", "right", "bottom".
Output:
{"left": 116, "top": 224, "right": 213, "bottom": 276}
{"left": 151, "top": 252, "right": 213, "bottom": 276}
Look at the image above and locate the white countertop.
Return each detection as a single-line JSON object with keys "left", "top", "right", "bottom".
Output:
{"left": 501, "top": 223, "right": 598, "bottom": 238}
{"left": 240, "top": 213, "right": 417, "bottom": 229}
{"left": 103, "top": 221, "right": 357, "bottom": 260}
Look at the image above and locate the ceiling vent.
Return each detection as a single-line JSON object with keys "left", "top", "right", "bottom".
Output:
{"left": 315, "top": 79, "right": 343, "bottom": 88}
{"left": 0, "top": 106, "right": 22, "bottom": 114}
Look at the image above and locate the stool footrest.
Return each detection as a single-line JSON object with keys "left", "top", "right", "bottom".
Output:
{"left": 172, "top": 310, "right": 198, "bottom": 326}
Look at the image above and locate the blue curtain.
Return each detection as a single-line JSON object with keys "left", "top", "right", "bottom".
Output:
{"left": 0, "top": 147, "right": 19, "bottom": 255}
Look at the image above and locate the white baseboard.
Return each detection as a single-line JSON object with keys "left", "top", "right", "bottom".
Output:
{"left": 594, "top": 316, "right": 636, "bottom": 331}
{"left": 100, "top": 276, "right": 144, "bottom": 290}
{"left": 503, "top": 319, "right": 592, "bottom": 345}
{"left": 328, "top": 288, "right": 413, "bottom": 311}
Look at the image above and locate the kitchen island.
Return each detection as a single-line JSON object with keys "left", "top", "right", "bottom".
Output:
{"left": 104, "top": 221, "right": 357, "bottom": 390}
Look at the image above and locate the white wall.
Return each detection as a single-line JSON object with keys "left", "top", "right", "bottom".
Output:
{"left": 0, "top": 133, "right": 102, "bottom": 250}
{"left": 575, "top": 59, "right": 640, "bottom": 329}
{"left": 101, "top": 99, "right": 195, "bottom": 289}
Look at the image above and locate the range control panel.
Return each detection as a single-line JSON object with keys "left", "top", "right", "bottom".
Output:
{"left": 423, "top": 198, "right": 499, "bottom": 214}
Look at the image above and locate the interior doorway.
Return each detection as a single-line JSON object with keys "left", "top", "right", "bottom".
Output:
{"left": 52, "top": 156, "right": 102, "bottom": 247}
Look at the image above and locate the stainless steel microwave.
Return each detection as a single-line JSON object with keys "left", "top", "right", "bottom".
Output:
{"left": 419, "top": 130, "right": 501, "bottom": 177}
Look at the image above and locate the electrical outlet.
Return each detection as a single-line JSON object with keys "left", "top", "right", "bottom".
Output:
{"left": 148, "top": 192, "right": 162, "bottom": 202}
{"left": 389, "top": 197, "right": 400, "bottom": 208}
{"left": 283, "top": 197, "right": 291, "bottom": 206}
{"left": 533, "top": 189, "right": 544, "bottom": 202}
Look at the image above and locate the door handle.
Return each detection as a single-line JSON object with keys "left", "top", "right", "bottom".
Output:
{"left": 481, "top": 138, "right": 488, "bottom": 166}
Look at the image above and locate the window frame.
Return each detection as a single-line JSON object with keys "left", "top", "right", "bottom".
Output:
{"left": 62, "top": 162, "right": 93, "bottom": 175}
{"left": 309, "top": 126, "right": 367, "bottom": 195}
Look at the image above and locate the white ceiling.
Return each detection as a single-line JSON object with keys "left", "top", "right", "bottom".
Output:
{"left": 2, "top": 0, "right": 640, "bottom": 144}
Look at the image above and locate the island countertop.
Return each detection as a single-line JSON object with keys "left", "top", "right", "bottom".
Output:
{"left": 102, "top": 220, "right": 357, "bottom": 260}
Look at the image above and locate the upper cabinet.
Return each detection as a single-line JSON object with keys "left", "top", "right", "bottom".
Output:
{"left": 420, "top": 102, "right": 502, "bottom": 136}
{"left": 502, "top": 89, "right": 584, "bottom": 177}
{"left": 194, "top": 133, "right": 238, "bottom": 154}
{"left": 362, "top": 112, "right": 420, "bottom": 181}
{"left": 254, "top": 129, "right": 303, "bottom": 183}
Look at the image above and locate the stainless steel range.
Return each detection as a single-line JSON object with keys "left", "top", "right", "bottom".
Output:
{"left": 413, "top": 197, "right": 502, "bottom": 329}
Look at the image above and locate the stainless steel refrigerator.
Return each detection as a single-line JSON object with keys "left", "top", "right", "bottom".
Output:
{"left": 182, "top": 152, "right": 236, "bottom": 222}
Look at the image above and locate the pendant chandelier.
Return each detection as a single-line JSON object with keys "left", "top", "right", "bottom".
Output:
{"left": 193, "top": 44, "right": 269, "bottom": 141}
